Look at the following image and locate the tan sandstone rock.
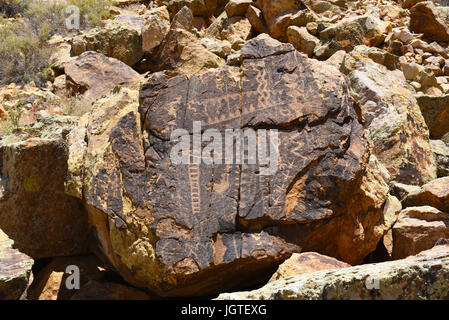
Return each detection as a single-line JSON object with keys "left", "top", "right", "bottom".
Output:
{"left": 0, "top": 229, "right": 33, "bottom": 300}
{"left": 0, "top": 117, "right": 89, "bottom": 259}
{"left": 350, "top": 63, "right": 437, "bottom": 185}
{"left": 268, "top": 252, "right": 351, "bottom": 282}
{"left": 217, "top": 244, "right": 449, "bottom": 300}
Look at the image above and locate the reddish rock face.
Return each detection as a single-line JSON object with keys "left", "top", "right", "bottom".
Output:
{"left": 65, "top": 51, "right": 141, "bottom": 103}
{"left": 409, "top": 2, "right": 449, "bottom": 42}
{"left": 75, "top": 35, "right": 391, "bottom": 297}
{"left": 393, "top": 206, "right": 449, "bottom": 259}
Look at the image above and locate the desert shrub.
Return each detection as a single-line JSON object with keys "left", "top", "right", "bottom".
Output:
{"left": 0, "top": 18, "right": 53, "bottom": 86}
{"left": 0, "top": 0, "right": 112, "bottom": 86}
{"left": 0, "top": 0, "right": 30, "bottom": 17}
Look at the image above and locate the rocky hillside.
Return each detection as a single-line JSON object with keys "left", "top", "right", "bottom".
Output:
{"left": 1, "top": 0, "right": 449, "bottom": 300}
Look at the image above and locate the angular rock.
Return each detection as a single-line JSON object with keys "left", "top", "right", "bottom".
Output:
{"left": 403, "top": 177, "right": 449, "bottom": 212}
{"left": 409, "top": 1, "right": 449, "bottom": 42}
{"left": 392, "top": 206, "right": 449, "bottom": 259}
{"left": 141, "top": 6, "right": 171, "bottom": 52}
{"left": 0, "top": 117, "right": 89, "bottom": 259}
{"left": 350, "top": 63, "right": 437, "bottom": 185}
{"left": 72, "top": 20, "right": 143, "bottom": 67}
{"left": 415, "top": 94, "right": 449, "bottom": 139}
{"left": 315, "top": 16, "right": 391, "bottom": 60}
{"left": 0, "top": 229, "right": 33, "bottom": 300}
{"left": 217, "top": 244, "right": 449, "bottom": 300}
{"left": 328, "top": 46, "right": 399, "bottom": 75}
{"left": 258, "top": 0, "right": 306, "bottom": 39}
{"left": 245, "top": 5, "right": 269, "bottom": 34}
{"left": 287, "top": 26, "right": 319, "bottom": 57}
{"left": 150, "top": 28, "right": 225, "bottom": 75}
{"left": 65, "top": 51, "right": 142, "bottom": 103}
{"left": 27, "top": 255, "right": 105, "bottom": 300}
{"left": 225, "top": 0, "right": 253, "bottom": 17}
{"left": 221, "top": 16, "right": 253, "bottom": 50}
{"left": 67, "top": 35, "right": 395, "bottom": 296}
{"left": 268, "top": 252, "right": 350, "bottom": 282}
{"left": 390, "top": 183, "right": 422, "bottom": 201}
{"left": 156, "top": 0, "right": 218, "bottom": 17}
{"left": 431, "top": 140, "right": 449, "bottom": 177}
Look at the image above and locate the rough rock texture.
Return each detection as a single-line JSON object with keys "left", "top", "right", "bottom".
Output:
{"left": 349, "top": 63, "right": 437, "bottom": 185}
{"left": 156, "top": 0, "right": 218, "bottom": 17}
{"left": 141, "top": 6, "right": 171, "bottom": 52}
{"left": 315, "top": 16, "right": 391, "bottom": 60}
{"left": 217, "top": 245, "right": 449, "bottom": 300}
{"left": 150, "top": 27, "right": 225, "bottom": 75}
{"left": 245, "top": 5, "right": 268, "bottom": 34}
{"left": 0, "top": 229, "right": 33, "bottom": 300}
{"left": 328, "top": 46, "right": 399, "bottom": 75}
{"left": 0, "top": 117, "right": 89, "bottom": 259}
{"left": 403, "top": 176, "right": 449, "bottom": 212}
{"left": 27, "top": 255, "right": 105, "bottom": 300}
{"left": 415, "top": 94, "right": 449, "bottom": 139}
{"left": 268, "top": 252, "right": 351, "bottom": 282}
{"left": 72, "top": 20, "right": 143, "bottom": 66}
{"left": 67, "top": 35, "right": 395, "bottom": 297}
{"left": 392, "top": 206, "right": 449, "bottom": 259}
{"left": 258, "top": 0, "right": 307, "bottom": 40}
{"left": 71, "top": 280, "right": 151, "bottom": 300}
{"left": 287, "top": 26, "right": 319, "bottom": 57}
{"left": 431, "top": 140, "right": 449, "bottom": 177}
{"left": 409, "top": 1, "right": 449, "bottom": 42}
{"left": 65, "top": 51, "right": 142, "bottom": 102}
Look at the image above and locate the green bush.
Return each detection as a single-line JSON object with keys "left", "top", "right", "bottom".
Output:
{"left": 0, "top": 0, "right": 112, "bottom": 86}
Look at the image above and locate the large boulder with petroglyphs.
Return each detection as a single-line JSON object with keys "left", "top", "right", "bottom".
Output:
{"left": 66, "top": 34, "right": 394, "bottom": 297}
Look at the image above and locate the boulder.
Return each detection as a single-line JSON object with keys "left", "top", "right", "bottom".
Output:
{"left": 65, "top": 51, "right": 142, "bottom": 103}
{"left": 315, "top": 16, "right": 391, "bottom": 60}
{"left": 225, "top": 0, "right": 253, "bottom": 17}
{"left": 150, "top": 28, "right": 225, "bottom": 75}
{"left": 72, "top": 20, "right": 143, "bottom": 67}
{"left": 258, "top": 0, "right": 307, "bottom": 39}
{"left": 68, "top": 35, "right": 394, "bottom": 296}
{"left": 156, "top": 0, "right": 218, "bottom": 17}
{"left": 0, "top": 117, "right": 89, "bottom": 259}
{"left": 415, "top": 94, "right": 449, "bottom": 139}
{"left": 141, "top": 6, "right": 171, "bottom": 52}
{"left": 350, "top": 63, "right": 437, "bottom": 185}
{"left": 287, "top": 26, "right": 319, "bottom": 57}
{"left": 221, "top": 16, "right": 253, "bottom": 50}
{"left": 403, "top": 176, "right": 449, "bottom": 212}
{"left": 245, "top": 5, "right": 269, "bottom": 34}
{"left": 392, "top": 206, "right": 449, "bottom": 259}
{"left": 0, "top": 229, "right": 33, "bottom": 300}
{"left": 217, "top": 244, "right": 449, "bottom": 300}
{"left": 327, "top": 46, "right": 399, "bottom": 75}
{"left": 431, "top": 140, "right": 449, "bottom": 177}
{"left": 409, "top": 1, "right": 449, "bottom": 42}
{"left": 268, "top": 252, "right": 350, "bottom": 282}
{"left": 27, "top": 255, "right": 105, "bottom": 300}
{"left": 390, "top": 183, "right": 422, "bottom": 201}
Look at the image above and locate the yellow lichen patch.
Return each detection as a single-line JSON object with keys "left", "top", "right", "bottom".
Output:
{"left": 23, "top": 174, "right": 41, "bottom": 192}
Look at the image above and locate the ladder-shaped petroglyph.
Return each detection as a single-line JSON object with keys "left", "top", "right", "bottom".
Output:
{"left": 188, "top": 163, "right": 201, "bottom": 215}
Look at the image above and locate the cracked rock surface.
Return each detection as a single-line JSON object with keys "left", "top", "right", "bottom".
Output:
{"left": 66, "top": 35, "right": 394, "bottom": 297}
